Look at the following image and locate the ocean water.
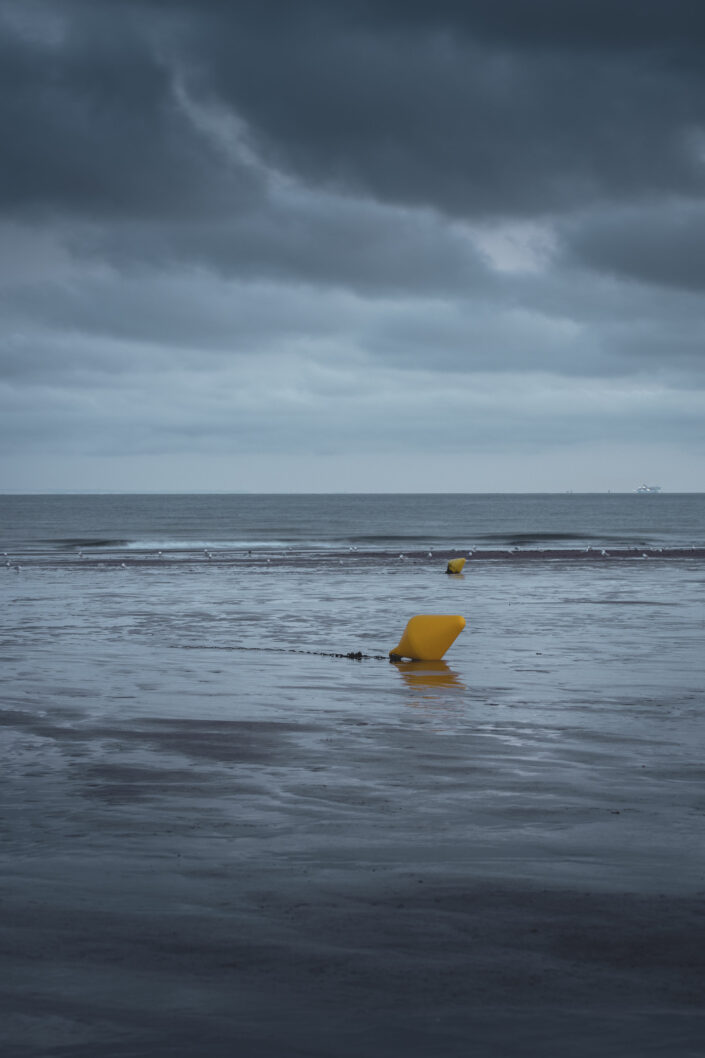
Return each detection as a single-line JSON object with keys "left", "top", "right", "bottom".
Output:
{"left": 2, "top": 491, "right": 704, "bottom": 556}
{"left": 2, "top": 493, "right": 704, "bottom": 1054}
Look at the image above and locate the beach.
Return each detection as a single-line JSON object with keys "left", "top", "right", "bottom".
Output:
{"left": 5, "top": 0, "right": 705, "bottom": 1045}
{"left": 1, "top": 496, "right": 704, "bottom": 1055}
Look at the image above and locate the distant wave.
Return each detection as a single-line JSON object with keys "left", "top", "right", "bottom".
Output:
{"left": 346, "top": 534, "right": 451, "bottom": 545}
{"left": 51, "top": 538, "right": 132, "bottom": 549}
{"left": 122, "top": 539, "right": 300, "bottom": 551}
{"left": 477, "top": 532, "right": 586, "bottom": 542}
{"left": 43, "top": 537, "right": 307, "bottom": 551}
{"left": 472, "top": 531, "right": 655, "bottom": 546}
{"left": 345, "top": 530, "right": 664, "bottom": 548}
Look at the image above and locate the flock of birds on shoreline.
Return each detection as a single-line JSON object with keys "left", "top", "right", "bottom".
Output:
{"left": 3, "top": 543, "right": 699, "bottom": 573}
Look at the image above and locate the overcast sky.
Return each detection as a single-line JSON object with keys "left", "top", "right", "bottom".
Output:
{"left": 1, "top": 0, "right": 704, "bottom": 492}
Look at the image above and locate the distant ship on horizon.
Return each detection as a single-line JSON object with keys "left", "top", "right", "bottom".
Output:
{"left": 636, "top": 484, "right": 662, "bottom": 493}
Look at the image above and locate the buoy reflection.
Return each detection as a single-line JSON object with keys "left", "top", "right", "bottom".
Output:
{"left": 391, "top": 659, "right": 465, "bottom": 690}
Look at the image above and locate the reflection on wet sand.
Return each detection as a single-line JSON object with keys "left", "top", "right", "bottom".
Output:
{"left": 391, "top": 659, "right": 466, "bottom": 691}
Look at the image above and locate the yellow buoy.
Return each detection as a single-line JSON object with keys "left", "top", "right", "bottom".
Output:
{"left": 389, "top": 614, "right": 466, "bottom": 661}
{"left": 446, "top": 557, "right": 466, "bottom": 574}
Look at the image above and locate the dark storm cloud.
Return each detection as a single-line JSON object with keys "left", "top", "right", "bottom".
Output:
{"left": 0, "top": 2, "right": 260, "bottom": 218}
{"left": 4, "top": 0, "right": 704, "bottom": 224}
{"left": 172, "top": 0, "right": 705, "bottom": 219}
{"left": 320, "top": 0, "right": 705, "bottom": 47}
{"left": 562, "top": 203, "right": 705, "bottom": 293}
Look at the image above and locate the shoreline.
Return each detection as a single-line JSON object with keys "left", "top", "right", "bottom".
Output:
{"left": 4, "top": 545, "right": 705, "bottom": 568}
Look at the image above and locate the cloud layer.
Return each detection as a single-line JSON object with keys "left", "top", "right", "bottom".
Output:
{"left": 1, "top": 0, "right": 704, "bottom": 490}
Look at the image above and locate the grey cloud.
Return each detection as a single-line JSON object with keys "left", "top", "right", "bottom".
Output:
{"left": 361, "top": 255, "right": 705, "bottom": 382}
{"left": 1, "top": 0, "right": 704, "bottom": 486}
{"left": 366, "top": 301, "right": 595, "bottom": 377}
{"left": 3, "top": 358, "right": 701, "bottom": 461}
{"left": 316, "top": 0, "right": 705, "bottom": 52}
{"left": 5, "top": 0, "right": 705, "bottom": 227}
{"left": 0, "top": 249, "right": 388, "bottom": 372}
{"left": 0, "top": 4, "right": 260, "bottom": 219}
{"left": 177, "top": 1, "right": 705, "bottom": 219}
{"left": 3, "top": 218, "right": 704, "bottom": 398}
{"left": 561, "top": 203, "right": 705, "bottom": 293}
{"left": 72, "top": 195, "right": 491, "bottom": 296}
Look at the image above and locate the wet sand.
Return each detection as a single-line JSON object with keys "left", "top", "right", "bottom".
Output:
{"left": 3, "top": 665, "right": 704, "bottom": 1056}
{"left": 2, "top": 556, "right": 704, "bottom": 1056}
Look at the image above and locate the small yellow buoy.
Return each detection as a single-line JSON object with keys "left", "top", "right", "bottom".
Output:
{"left": 446, "top": 557, "right": 466, "bottom": 574}
{"left": 389, "top": 614, "right": 466, "bottom": 661}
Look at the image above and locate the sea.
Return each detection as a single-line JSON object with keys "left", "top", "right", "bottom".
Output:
{"left": 2, "top": 493, "right": 704, "bottom": 1054}
{"left": 2, "top": 490, "right": 703, "bottom": 662}
{"left": 2, "top": 491, "right": 704, "bottom": 557}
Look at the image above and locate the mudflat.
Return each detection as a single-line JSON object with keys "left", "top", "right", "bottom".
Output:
{"left": 2, "top": 649, "right": 704, "bottom": 1056}
{"left": 2, "top": 551, "right": 704, "bottom": 1056}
